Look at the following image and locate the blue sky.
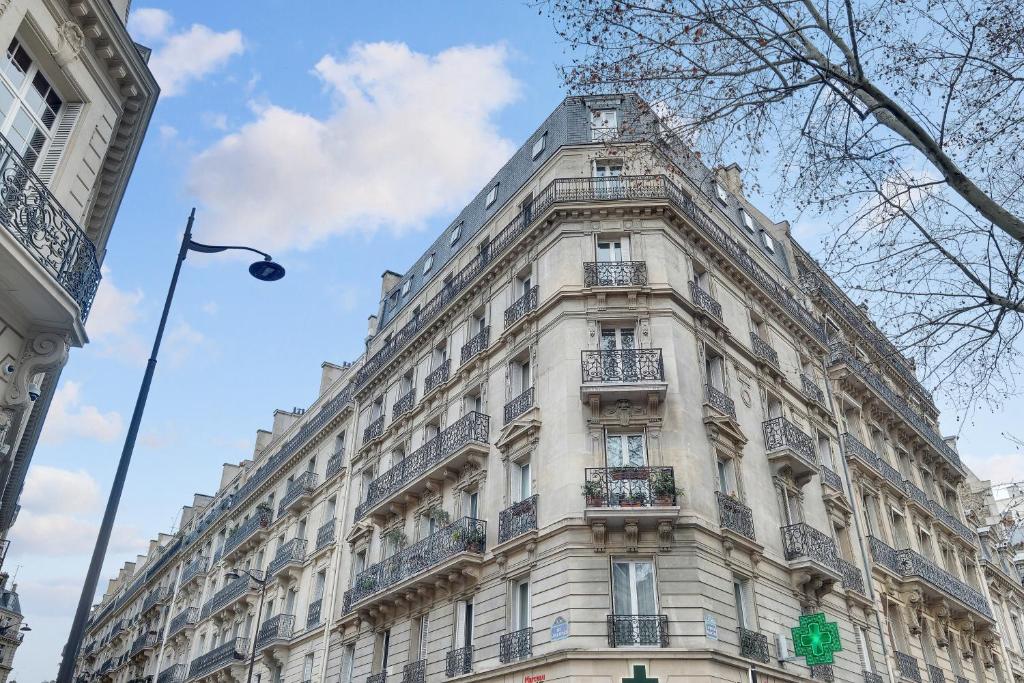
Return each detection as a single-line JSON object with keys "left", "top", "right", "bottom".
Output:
{"left": 5, "top": 2, "right": 1020, "bottom": 681}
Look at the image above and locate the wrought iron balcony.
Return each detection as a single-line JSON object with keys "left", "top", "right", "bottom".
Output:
{"left": 504, "top": 386, "right": 534, "bottom": 423}
{"left": 584, "top": 261, "right": 648, "bottom": 287}
{"left": 717, "top": 492, "right": 756, "bottom": 541}
{"left": 810, "top": 665, "right": 834, "bottom": 681}
{"left": 839, "top": 557, "right": 867, "bottom": 595}
{"left": 927, "top": 499, "right": 976, "bottom": 545}
{"left": 739, "top": 627, "right": 771, "bottom": 663}
{"left": 445, "top": 646, "right": 473, "bottom": 678}
{"left": 0, "top": 132, "right": 102, "bottom": 320}
{"left": 278, "top": 471, "right": 318, "bottom": 517}
{"left": 343, "top": 517, "right": 486, "bottom": 613}
{"left": 928, "top": 664, "right": 945, "bottom": 683}
{"left": 307, "top": 597, "right": 322, "bottom": 628}
{"left": 500, "top": 627, "right": 533, "bottom": 662}
{"left": 461, "top": 326, "right": 490, "bottom": 364}
{"left": 255, "top": 613, "right": 294, "bottom": 651}
{"left": 781, "top": 523, "right": 844, "bottom": 578}
{"left": 367, "top": 673, "right": 386, "bottom": 683}
{"left": 689, "top": 281, "right": 723, "bottom": 321}
{"left": 363, "top": 415, "right": 385, "bottom": 445}
{"left": 801, "top": 373, "right": 826, "bottom": 405}
{"left": 895, "top": 651, "right": 922, "bottom": 682}
{"left": 424, "top": 359, "right": 450, "bottom": 394}
{"left": 267, "top": 538, "right": 307, "bottom": 578}
{"left": 199, "top": 569, "right": 265, "bottom": 621}
{"left": 141, "top": 587, "right": 170, "bottom": 614}
{"left": 356, "top": 411, "right": 490, "bottom": 520}
{"left": 903, "top": 478, "right": 931, "bottom": 510}
{"left": 842, "top": 433, "right": 904, "bottom": 491}
{"left": 584, "top": 467, "right": 679, "bottom": 508}
{"left": 505, "top": 285, "right": 538, "bottom": 328}
{"left": 607, "top": 615, "right": 668, "bottom": 647}
{"left": 315, "top": 519, "right": 336, "bottom": 551}
{"left": 222, "top": 508, "right": 272, "bottom": 560}
{"left": 129, "top": 631, "right": 158, "bottom": 658}
{"left": 498, "top": 495, "right": 538, "bottom": 544}
{"left": 402, "top": 659, "right": 426, "bottom": 683}
{"left": 326, "top": 449, "right": 345, "bottom": 479}
{"left": 393, "top": 389, "right": 416, "bottom": 419}
{"left": 167, "top": 607, "right": 199, "bottom": 638}
{"left": 157, "top": 663, "right": 186, "bottom": 683}
{"left": 820, "top": 465, "right": 843, "bottom": 492}
{"left": 581, "top": 349, "right": 664, "bottom": 384}
{"left": 763, "top": 417, "right": 818, "bottom": 480}
{"left": 863, "top": 672, "right": 884, "bottom": 683}
{"left": 750, "top": 332, "right": 779, "bottom": 367}
{"left": 705, "top": 384, "right": 736, "bottom": 419}
{"left": 869, "top": 537, "right": 993, "bottom": 619}
{"left": 187, "top": 637, "right": 248, "bottom": 679}
{"left": 180, "top": 556, "right": 208, "bottom": 588}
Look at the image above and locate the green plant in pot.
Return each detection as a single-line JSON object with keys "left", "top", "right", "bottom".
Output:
{"left": 357, "top": 574, "right": 377, "bottom": 591}
{"left": 651, "top": 470, "right": 683, "bottom": 504}
{"left": 621, "top": 489, "right": 648, "bottom": 507}
{"left": 382, "top": 529, "right": 408, "bottom": 550}
{"left": 582, "top": 479, "right": 606, "bottom": 507}
{"left": 424, "top": 505, "right": 451, "bottom": 526}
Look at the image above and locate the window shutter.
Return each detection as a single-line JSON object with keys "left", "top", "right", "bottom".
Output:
{"left": 37, "top": 102, "right": 81, "bottom": 184}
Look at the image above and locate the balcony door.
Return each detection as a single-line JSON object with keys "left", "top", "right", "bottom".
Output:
{"left": 0, "top": 38, "right": 64, "bottom": 169}
{"left": 606, "top": 433, "right": 645, "bottom": 468}
{"left": 597, "top": 239, "right": 625, "bottom": 263}
{"left": 600, "top": 327, "right": 637, "bottom": 380}
{"left": 611, "top": 559, "right": 659, "bottom": 644}
{"left": 606, "top": 433, "right": 647, "bottom": 506}
{"left": 594, "top": 161, "right": 623, "bottom": 197}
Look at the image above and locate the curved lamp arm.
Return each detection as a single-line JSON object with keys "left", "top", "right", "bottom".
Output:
{"left": 187, "top": 240, "right": 273, "bottom": 261}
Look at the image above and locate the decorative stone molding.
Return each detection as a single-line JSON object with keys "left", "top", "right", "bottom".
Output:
{"left": 53, "top": 20, "right": 86, "bottom": 66}
{"left": 3, "top": 332, "right": 68, "bottom": 407}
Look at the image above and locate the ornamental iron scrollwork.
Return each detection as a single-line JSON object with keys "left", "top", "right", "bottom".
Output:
{"left": 581, "top": 349, "right": 664, "bottom": 383}
{"left": 763, "top": 417, "right": 818, "bottom": 466}
{"left": 583, "top": 261, "right": 648, "bottom": 287}
{"left": 499, "top": 627, "right": 532, "bottom": 662}
{"left": 504, "top": 285, "right": 539, "bottom": 328}
{"left": 716, "top": 492, "right": 756, "bottom": 540}
{"left": 607, "top": 614, "right": 668, "bottom": 647}
{"left": 498, "top": 494, "right": 538, "bottom": 543}
{"left": 503, "top": 386, "right": 534, "bottom": 423}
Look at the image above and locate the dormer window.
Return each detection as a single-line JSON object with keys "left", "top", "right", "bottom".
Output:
{"left": 531, "top": 132, "right": 546, "bottom": 159}
{"left": 741, "top": 209, "right": 755, "bottom": 232}
{"left": 761, "top": 230, "right": 776, "bottom": 253}
{"left": 423, "top": 253, "right": 434, "bottom": 275}
{"left": 590, "top": 109, "right": 618, "bottom": 141}
{"left": 449, "top": 222, "right": 463, "bottom": 246}
{"left": 715, "top": 182, "right": 728, "bottom": 204}
{"left": 401, "top": 280, "right": 411, "bottom": 297}
{"left": 486, "top": 184, "right": 499, "bottom": 208}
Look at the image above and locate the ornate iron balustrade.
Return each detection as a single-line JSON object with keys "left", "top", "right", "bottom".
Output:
{"left": 763, "top": 417, "right": 817, "bottom": 467}
{"left": 255, "top": 613, "right": 294, "bottom": 651}
{"left": 199, "top": 570, "right": 264, "bottom": 620}
{"left": 180, "top": 556, "right": 208, "bottom": 587}
{"left": 739, "top": 627, "right": 771, "bottom": 663}
{"left": 460, "top": 326, "right": 490, "bottom": 364}
{"left": 316, "top": 519, "right": 336, "bottom": 550}
{"left": 903, "top": 479, "right": 931, "bottom": 509}
{"left": 581, "top": 349, "right": 664, "bottom": 383}
{"left": 130, "top": 632, "right": 157, "bottom": 657}
{"left": 801, "top": 373, "right": 826, "bottom": 405}
{"left": 424, "top": 359, "right": 450, "bottom": 394}
{"left": 167, "top": 607, "right": 198, "bottom": 638}
{"left": 445, "top": 646, "right": 473, "bottom": 678}
{"left": 278, "top": 471, "right": 318, "bottom": 517}
{"left": 141, "top": 587, "right": 170, "bottom": 613}
{"left": 498, "top": 495, "right": 538, "bottom": 544}
{"left": 268, "top": 538, "right": 307, "bottom": 577}
{"left": 821, "top": 465, "right": 843, "bottom": 492}
{"left": 222, "top": 508, "right": 272, "bottom": 557}
{"left": 928, "top": 665, "right": 945, "bottom": 683}
{"left": 326, "top": 450, "right": 345, "bottom": 479}
{"left": 344, "top": 517, "right": 486, "bottom": 611}
{"left": 863, "top": 672, "right": 884, "bottom": 683}
{"left": 810, "top": 665, "right": 835, "bottom": 681}
{"left": 607, "top": 614, "right": 668, "bottom": 647}
{"left": 367, "top": 673, "right": 386, "bottom": 683}
{"left": 402, "top": 660, "right": 426, "bottom": 683}
{"left": 584, "top": 261, "right": 648, "bottom": 287}
{"left": 928, "top": 500, "right": 976, "bottom": 545}
{"left": 504, "top": 386, "right": 534, "bottom": 423}
{"left": 781, "top": 523, "right": 844, "bottom": 575}
{"left": 359, "top": 412, "right": 490, "bottom": 517}
{"left": 689, "top": 281, "right": 723, "bottom": 320}
{"left": 500, "top": 627, "right": 533, "bottom": 662}
{"left": 584, "top": 467, "right": 678, "bottom": 507}
{"left": 98, "top": 659, "right": 113, "bottom": 675}
{"left": 750, "top": 332, "right": 779, "bottom": 366}
{"left": 842, "top": 433, "right": 905, "bottom": 490}
{"left": 306, "top": 597, "right": 322, "bottom": 627}
{"left": 705, "top": 384, "right": 736, "bottom": 419}
{"left": 363, "top": 415, "right": 385, "bottom": 445}
{"left": 157, "top": 663, "right": 186, "bottom": 683}
{"left": 717, "top": 492, "right": 756, "bottom": 540}
{"left": 955, "top": 677, "right": 968, "bottom": 683}
{"left": 188, "top": 637, "right": 249, "bottom": 679}
{"left": 895, "top": 651, "right": 922, "bottom": 682}
{"left": 505, "top": 285, "right": 538, "bottom": 328}
{"left": 393, "top": 389, "right": 416, "bottom": 419}
{"left": 0, "top": 132, "right": 102, "bottom": 319}
{"left": 839, "top": 558, "right": 866, "bottom": 594}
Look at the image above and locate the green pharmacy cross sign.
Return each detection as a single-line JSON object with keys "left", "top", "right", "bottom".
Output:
{"left": 791, "top": 612, "right": 843, "bottom": 666}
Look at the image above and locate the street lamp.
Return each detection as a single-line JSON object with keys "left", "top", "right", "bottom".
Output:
{"left": 55, "top": 209, "right": 285, "bottom": 683}
{"left": 224, "top": 568, "right": 268, "bottom": 683}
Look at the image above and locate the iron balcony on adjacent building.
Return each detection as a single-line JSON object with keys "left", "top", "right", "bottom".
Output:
{"left": 179, "top": 556, "right": 208, "bottom": 589}
{"left": 221, "top": 508, "right": 272, "bottom": 561}
{"left": 278, "top": 471, "right": 318, "bottom": 518}
{"left": 254, "top": 613, "right": 294, "bottom": 652}
{"left": 187, "top": 637, "right": 249, "bottom": 680}
{"left": 267, "top": 538, "right": 307, "bottom": 582}
{"left": 780, "top": 523, "right": 844, "bottom": 588}
{"left": 763, "top": 417, "right": 818, "bottom": 483}
{"left": 504, "top": 285, "right": 538, "bottom": 329}
{"left": 157, "top": 663, "right": 186, "bottom": 683}
{"left": 199, "top": 570, "right": 265, "bottom": 621}
{"left": 167, "top": 607, "right": 199, "bottom": 640}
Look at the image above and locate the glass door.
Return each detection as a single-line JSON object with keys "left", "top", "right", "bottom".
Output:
{"left": 601, "top": 327, "right": 637, "bottom": 380}
{"left": 605, "top": 433, "right": 647, "bottom": 506}
{"left": 594, "top": 162, "right": 623, "bottom": 197}
{"left": 611, "top": 560, "right": 659, "bottom": 645}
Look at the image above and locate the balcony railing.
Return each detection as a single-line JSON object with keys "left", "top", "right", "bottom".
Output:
{"left": 689, "top": 281, "right": 723, "bottom": 320}
{"left": 326, "top": 449, "right": 345, "bottom": 479}
{"left": 505, "top": 285, "right": 538, "bottom": 328}
{"left": 498, "top": 495, "right": 538, "bottom": 544}
{"left": 504, "top": 386, "right": 534, "bottom": 423}
{"left": 393, "top": 389, "right": 416, "bottom": 419}
{"left": 842, "top": 433, "right": 904, "bottom": 490}
{"left": 445, "top": 646, "right": 473, "bottom": 678}
{"left": 839, "top": 557, "right": 867, "bottom": 594}
{"left": 869, "top": 537, "right": 992, "bottom": 618}
{"left": 344, "top": 517, "right": 486, "bottom": 612}
{"left": 180, "top": 556, "right": 208, "bottom": 587}
{"left": 717, "top": 492, "right": 756, "bottom": 540}
{"left": 306, "top": 597, "right": 323, "bottom": 627}
{"left": 187, "top": 637, "right": 248, "bottom": 679}
{"left": 316, "top": 519, "right": 336, "bottom": 551}
{"left": 750, "top": 332, "right": 779, "bottom": 366}
{"left": 199, "top": 570, "right": 265, "bottom": 620}
{"left": 402, "top": 660, "right": 426, "bottom": 683}
{"left": 781, "top": 523, "right": 844, "bottom": 575}
{"left": 255, "top": 613, "right": 294, "bottom": 651}
{"left": 157, "top": 663, "right": 186, "bottom": 683}
{"left": 222, "top": 508, "right": 271, "bottom": 558}
{"left": 267, "top": 538, "right": 307, "bottom": 577}
{"left": 141, "top": 587, "right": 170, "bottom": 613}
{"left": 607, "top": 615, "right": 668, "bottom": 647}
{"left": 0, "top": 133, "right": 102, "bottom": 320}
{"left": 584, "top": 261, "right": 648, "bottom": 287}
{"left": 584, "top": 467, "right": 678, "bottom": 507}
{"left": 928, "top": 664, "right": 945, "bottom": 683}
{"left": 820, "top": 465, "right": 843, "bottom": 491}
{"left": 363, "top": 415, "right": 385, "bottom": 445}
{"left": 129, "top": 632, "right": 158, "bottom": 657}
{"left": 461, "top": 326, "right": 490, "bottom": 364}
{"left": 278, "top": 470, "right": 318, "bottom": 517}
{"left": 801, "top": 373, "right": 826, "bottom": 405}
{"left": 810, "top": 665, "right": 835, "bottom": 681}
{"left": 500, "top": 627, "right": 533, "bottom": 662}
{"left": 424, "top": 359, "right": 450, "bottom": 394}
{"left": 704, "top": 384, "right": 736, "bottom": 419}
{"left": 367, "top": 673, "right": 386, "bottom": 683}
{"left": 863, "top": 672, "right": 884, "bottom": 683}
{"left": 167, "top": 607, "right": 199, "bottom": 638}
{"left": 739, "top": 627, "right": 771, "bottom": 663}
{"left": 928, "top": 499, "right": 977, "bottom": 545}
{"left": 763, "top": 417, "right": 817, "bottom": 467}
{"left": 358, "top": 412, "right": 490, "bottom": 518}
{"left": 895, "top": 651, "right": 922, "bottom": 682}
{"left": 581, "top": 349, "right": 664, "bottom": 383}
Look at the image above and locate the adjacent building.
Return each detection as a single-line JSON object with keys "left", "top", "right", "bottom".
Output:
{"left": 0, "top": 572, "right": 23, "bottom": 683}
{"left": 74, "top": 94, "right": 1020, "bottom": 683}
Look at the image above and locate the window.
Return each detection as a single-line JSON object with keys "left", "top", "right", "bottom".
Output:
{"left": 778, "top": 485, "right": 801, "bottom": 525}
{"left": 531, "top": 132, "right": 546, "bottom": 159}
{"left": 594, "top": 161, "right": 624, "bottom": 197}
{"left": 765, "top": 393, "right": 783, "bottom": 419}
{"left": 376, "top": 629, "right": 391, "bottom": 672}
{"left": 414, "top": 614, "right": 429, "bottom": 661}
{"left": 431, "top": 343, "right": 447, "bottom": 370}
{"left": 715, "top": 182, "right": 729, "bottom": 203}
{"left": 302, "top": 653, "right": 314, "bottom": 683}
{"left": 353, "top": 549, "right": 366, "bottom": 578}
{"left": 890, "top": 509, "right": 909, "bottom": 548}
{"left": 740, "top": 208, "right": 755, "bottom": 232}
{"left": 401, "top": 280, "right": 411, "bottom": 297}
{"left": 423, "top": 253, "right": 434, "bottom": 275}
{"left": 704, "top": 348, "right": 725, "bottom": 391}
{"left": 857, "top": 627, "right": 875, "bottom": 673}
{"left": 733, "top": 576, "right": 752, "bottom": 628}
{"left": 816, "top": 433, "right": 834, "bottom": 469}
{"left": 464, "top": 490, "right": 480, "bottom": 520}
{"left": 313, "top": 569, "right": 327, "bottom": 600}
{"left": 464, "top": 391, "right": 483, "bottom": 415}
{"left": 450, "top": 222, "right": 463, "bottom": 246}
{"left": 515, "top": 460, "right": 531, "bottom": 502}
{"left": 513, "top": 577, "right": 531, "bottom": 630}
{"left": 590, "top": 109, "right": 618, "bottom": 141}
{"left": 341, "top": 644, "right": 355, "bottom": 683}
{"left": 324, "top": 497, "right": 337, "bottom": 523}
{"left": 606, "top": 433, "right": 646, "bottom": 468}
{"left": 917, "top": 527, "right": 934, "bottom": 560}
{"left": 486, "top": 184, "right": 499, "bottom": 208}
{"left": 761, "top": 230, "right": 776, "bottom": 253}
{"left": 455, "top": 598, "right": 474, "bottom": 649}
{"left": 612, "top": 559, "right": 658, "bottom": 618}
{"left": 512, "top": 357, "right": 531, "bottom": 394}
{"left": 0, "top": 38, "right": 63, "bottom": 167}
{"left": 717, "top": 457, "right": 737, "bottom": 495}
{"left": 597, "top": 239, "right": 625, "bottom": 262}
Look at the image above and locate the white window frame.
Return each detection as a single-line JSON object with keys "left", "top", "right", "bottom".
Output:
{"left": 423, "top": 253, "right": 434, "bottom": 275}
{"left": 401, "top": 280, "right": 411, "bottom": 297}
{"left": 740, "top": 208, "right": 755, "bottom": 232}
{"left": 512, "top": 577, "right": 531, "bottom": 630}
{"left": 531, "top": 132, "right": 546, "bottom": 159}
{"left": 449, "top": 222, "right": 463, "bottom": 246}
{"left": 0, "top": 37, "right": 64, "bottom": 165}
{"left": 761, "top": 230, "right": 776, "bottom": 253}
{"left": 486, "top": 185, "right": 499, "bottom": 208}
{"left": 715, "top": 182, "right": 729, "bottom": 203}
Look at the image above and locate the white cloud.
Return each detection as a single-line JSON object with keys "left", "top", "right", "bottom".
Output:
{"left": 201, "top": 112, "right": 229, "bottom": 130}
{"left": 127, "top": 7, "right": 172, "bottom": 42}
{"left": 40, "top": 381, "right": 122, "bottom": 446}
{"left": 201, "top": 300, "right": 219, "bottom": 315}
{"left": 87, "top": 266, "right": 144, "bottom": 342}
{"left": 165, "top": 321, "right": 205, "bottom": 366}
{"left": 159, "top": 124, "right": 178, "bottom": 141}
{"left": 20, "top": 465, "right": 99, "bottom": 515}
{"left": 187, "top": 41, "right": 520, "bottom": 252}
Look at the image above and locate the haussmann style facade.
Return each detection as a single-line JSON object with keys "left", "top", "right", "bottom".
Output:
{"left": 73, "top": 94, "right": 1023, "bottom": 683}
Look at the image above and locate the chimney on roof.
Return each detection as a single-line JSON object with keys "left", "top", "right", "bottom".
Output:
{"left": 716, "top": 163, "right": 744, "bottom": 196}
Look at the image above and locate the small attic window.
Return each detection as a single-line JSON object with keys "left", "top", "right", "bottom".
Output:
{"left": 532, "top": 133, "right": 546, "bottom": 159}
{"left": 761, "top": 230, "right": 776, "bottom": 253}
{"left": 740, "top": 208, "right": 755, "bottom": 232}
{"left": 715, "top": 182, "right": 729, "bottom": 204}
{"left": 450, "top": 221, "right": 463, "bottom": 246}
{"left": 401, "top": 280, "right": 411, "bottom": 297}
{"left": 486, "top": 184, "right": 499, "bottom": 208}
{"left": 423, "top": 253, "right": 435, "bottom": 274}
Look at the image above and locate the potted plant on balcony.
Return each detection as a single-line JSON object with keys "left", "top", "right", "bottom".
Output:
{"left": 464, "top": 526, "right": 486, "bottom": 552}
{"left": 357, "top": 575, "right": 377, "bottom": 592}
{"left": 620, "top": 490, "right": 648, "bottom": 508}
{"left": 651, "top": 470, "right": 683, "bottom": 506}
{"left": 582, "top": 480, "right": 606, "bottom": 507}
{"left": 382, "top": 529, "right": 408, "bottom": 551}
{"left": 424, "top": 505, "right": 451, "bottom": 526}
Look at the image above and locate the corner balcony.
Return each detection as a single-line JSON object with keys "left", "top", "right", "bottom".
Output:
{"left": 460, "top": 326, "right": 490, "bottom": 365}
{"left": 254, "top": 613, "right": 294, "bottom": 653}
{"left": 342, "top": 517, "right": 486, "bottom": 617}
{"left": 607, "top": 615, "right": 668, "bottom": 647}
{"left": 157, "top": 663, "right": 186, "bottom": 683}
{"left": 167, "top": 607, "right": 199, "bottom": 640}
{"left": 580, "top": 349, "right": 667, "bottom": 408}
{"left": 0, "top": 133, "right": 102, "bottom": 327}
{"left": 179, "top": 556, "right": 208, "bottom": 589}
{"left": 584, "top": 467, "right": 680, "bottom": 551}
{"left": 869, "top": 537, "right": 993, "bottom": 623}
{"left": 716, "top": 492, "right": 757, "bottom": 543}
{"left": 504, "top": 285, "right": 538, "bottom": 329}
{"left": 583, "top": 261, "right": 648, "bottom": 288}
{"left": 278, "top": 471, "right": 318, "bottom": 518}
{"left": 500, "top": 627, "right": 533, "bottom": 663}
{"left": 763, "top": 417, "right": 818, "bottom": 483}
{"left": 187, "top": 637, "right": 249, "bottom": 681}
{"left": 780, "top": 523, "right": 844, "bottom": 590}
{"left": 198, "top": 570, "right": 265, "bottom": 622}
{"left": 354, "top": 412, "right": 490, "bottom": 522}
{"left": 267, "top": 538, "right": 307, "bottom": 582}
{"left": 222, "top": 508, "right": 272, "bottom": 561}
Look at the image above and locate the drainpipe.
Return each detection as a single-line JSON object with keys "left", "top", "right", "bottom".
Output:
{"left": 318, "top": 462, "right": 354, "bottom": 683}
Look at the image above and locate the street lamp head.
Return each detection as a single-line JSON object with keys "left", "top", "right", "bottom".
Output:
{"left": 248, "top": 259, "right": 285, "bottom": 282}
{"left": 224, "top": 570, "right": 241, "bottom": 580}
{"left": 20, "top": 623, "right": 30, "bottom": 632}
